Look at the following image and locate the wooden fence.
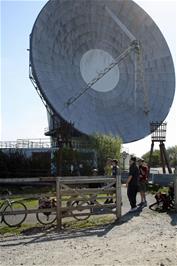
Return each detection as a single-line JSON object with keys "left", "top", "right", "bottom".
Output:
{"left": 1, "top": 175, "right": 176, "bottom": 229}
{"left": 0, "top": 175, "right": 122, "bottom": 229}
{"left": 56, "top": 175, "right": 122, "bottom": 229}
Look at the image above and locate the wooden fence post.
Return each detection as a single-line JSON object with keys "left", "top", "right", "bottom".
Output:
{"left": 56, "top": 177, "right": 62, "bottom": 230}
{"left": 174, "top": 176, "right": 177, "bottom": 212}
{"left": 116, "top": 174, "right": 122, "bottom": 219}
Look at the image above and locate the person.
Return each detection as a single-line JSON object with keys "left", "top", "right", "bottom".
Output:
{"left": 104, "top": 158, "right": 113, "bottom": 204}
{"left": 92, "top": 168, "right": 98, "bottom": 176}
{"left": 90, "top": 168, "right": 99, "bottom": 188}
{"left": 112, "top": 159, "right": 119, "bottom": 177}
{"left": 138, "top": 159, "right": 148, "bottom": 207}
{"left": 104, "top": 158, "right": 112, "bottom": 176}
{"left": 111, "top": 159, "right": 120, "bottom": 204}
{"left": 89, "top": 168, "right": 99, "bottom": 205}
{"left": 126, "top": 157, "right": 139, "bottom": 212}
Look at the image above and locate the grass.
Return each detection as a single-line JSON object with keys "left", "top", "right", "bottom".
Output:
{"left": 63, "top": 215, "right": 115, "bottom": 229}
{"left": 23, "top": 199, "right": 38, "bottom": 208}
{"left": 0, "top": 223, "right": 40, "bottom": 236}
{"left": 0, "top": 198, "right": 38, "bottom": 209}
{"left": 0, "top": 215, "right": 115, "bottom": 236}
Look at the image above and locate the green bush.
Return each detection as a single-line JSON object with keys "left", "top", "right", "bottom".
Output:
{"left": 90, "top": 133, "right": 122, "bottom": 173}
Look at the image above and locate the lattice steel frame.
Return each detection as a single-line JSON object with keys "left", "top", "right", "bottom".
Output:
{"left": 149, "top": 122, "right": 172, "bottom": 174}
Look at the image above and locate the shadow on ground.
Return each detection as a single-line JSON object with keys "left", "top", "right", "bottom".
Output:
{"left": 0, "top": 208, "right": 144, "bottom": 247}
{"left": 167, "top": 210, "right": 177, "bottom": 226}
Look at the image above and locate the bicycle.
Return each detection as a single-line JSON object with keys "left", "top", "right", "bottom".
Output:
{"left": 66, "top": 181, "right": 117, "bottom": 221}
{"left": 69, "top": 199, "right": 92, "bottom": 221}
{"left": 68, "top": 194, "right": 115, "bottom": 221}
{"left": 36, "top": 184, "right": 116, "bottom": 223}
{"left": 0, "top": 192, "right": 27, "bottom": 227}
{"left": 149, "top": 185, "right": 175, "bottom": 212}
{"left": 36, "top": 195, "right": 94, "bottom": 223}
{"left": 36, "top": 196, "right": 57, "bottom": 225}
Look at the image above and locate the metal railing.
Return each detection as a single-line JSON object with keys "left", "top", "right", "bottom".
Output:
{"left": 0, "top": 139, "right": 51, "bottom": 149}
{"left": 0, "top": 138, "right": 92, "bottom": 151}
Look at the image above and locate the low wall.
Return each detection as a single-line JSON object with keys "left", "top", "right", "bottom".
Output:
{"left": 151, "top": 174, "right": 176, "bottom": 186}
{"left": 121, "top": 172, "right": 176, "bottom": 187}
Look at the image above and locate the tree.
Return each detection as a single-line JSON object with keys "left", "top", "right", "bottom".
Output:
{"left": 90, "top": 133, "right": 122, "bottom": 173}
{"left": 167, "top": 145, "right": 177, "bottom": 167}
{"left": 51, "top": 146, "right": 95, "bottom": 176}
{"left": 142, "top": 150, "right": 161, "bottom": 167}
{"left": 142, "top": 145, "right": 177, "bottom": 168}
{"left": 0, "top": 149, "right": 51, "bottom": 178}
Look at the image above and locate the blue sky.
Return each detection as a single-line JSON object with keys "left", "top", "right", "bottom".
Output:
{"left": 1, "top": 0, "right": 48, "bottom": 140}
{"left": 1, "top": 0, "right": 176, "bottom": 157}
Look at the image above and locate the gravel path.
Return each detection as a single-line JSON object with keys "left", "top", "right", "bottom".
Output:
{"left": 0, "top": 187, "right": 177, "bottom": 266}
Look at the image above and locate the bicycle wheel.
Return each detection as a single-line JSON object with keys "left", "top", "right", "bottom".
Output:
{"left": 36, "top": 207, "right": 56, "bottom": 225}
{"left": 71, "top": 200, "right": 91, "bottom": 221}
{"left": 149, "top": 201, "right": 164, "bottom": 212}
{"left": 3, "top": 201, "right": 27, "bottom": 227}
{"left": 169, "top": 201, "right": 175, "bottom": 209}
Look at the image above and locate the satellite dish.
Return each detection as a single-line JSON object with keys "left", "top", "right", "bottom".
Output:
{"left": 30, "top": 0, "right": 175, "bottom": 143}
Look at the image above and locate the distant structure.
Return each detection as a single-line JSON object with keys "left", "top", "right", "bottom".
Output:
{"left": 149, "top": 122, "right": 172, "bottom": 174}
{"left": 0, "top": 138, "right": 95, "bottom": 177}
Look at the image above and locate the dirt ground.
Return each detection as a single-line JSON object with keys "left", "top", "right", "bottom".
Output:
{"left": 0, "top": 188, "right": 177, "bottom": 266}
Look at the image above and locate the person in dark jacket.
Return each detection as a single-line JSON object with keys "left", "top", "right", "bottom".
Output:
{"left": 126, "top": 157, "right": 139, "bottom": 212}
